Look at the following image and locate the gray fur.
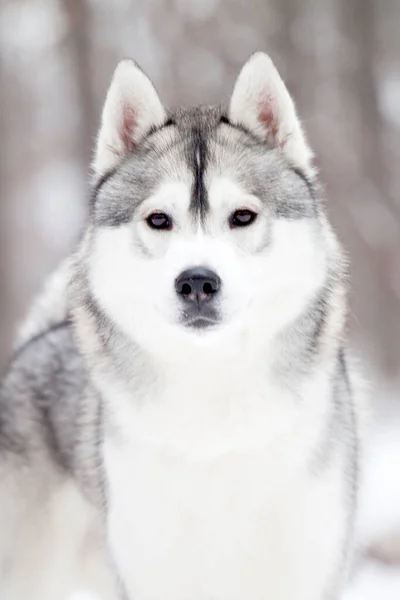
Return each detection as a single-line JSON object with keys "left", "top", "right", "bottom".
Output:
{"left": 1, "top": 321, "right": 106, "bottom": 507}
{"left": 92, "top": 107, "right": 318, "bottom": 230}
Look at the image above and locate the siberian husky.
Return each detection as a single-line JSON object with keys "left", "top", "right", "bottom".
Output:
{"left": 0, "top": 52, "right": 365, "bottom": 600}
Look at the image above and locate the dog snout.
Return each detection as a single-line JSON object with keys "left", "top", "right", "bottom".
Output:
{"left": 175, "top": 267, "right": 221, "bottom": 305}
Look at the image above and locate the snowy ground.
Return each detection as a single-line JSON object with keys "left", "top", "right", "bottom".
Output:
{"left": 344, "top": 560, "right": 400, "bottom": 600}
{"left": 69, "top": 561, "right": 400, "bottom": 600}
{"left": 345, "top": 379, "right": 400, "bottom": 599}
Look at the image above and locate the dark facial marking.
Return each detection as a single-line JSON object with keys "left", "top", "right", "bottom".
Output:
{"left": 189, "top": 128, "right": 209, "bottom": 220}
{"left": 219, "top": 114, "right": 230, "bottom": 125}
{"left": 215, "top": 118, "right": 318, "bottom": 221}
{"left": 90, "top": 167, "right": 118, "bottom": 209}
{"left": 146, "top": 115, "right": 176, "bottom": 138}
{"left": 92, "top": 144, "right": 163, "bottom": 228}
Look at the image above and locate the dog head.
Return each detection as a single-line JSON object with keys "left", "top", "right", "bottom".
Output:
{"left": 83, "top": 53, "right": 331, "bottom": 359}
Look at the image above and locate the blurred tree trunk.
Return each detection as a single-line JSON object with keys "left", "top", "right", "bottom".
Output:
{"left": 271, "top": 0, "right": 319, "bottom": 149}
{"left": 343, "top": 0, "right": 388, "bottom": 200}
{"left": 340, "top": 0, "right": 400, "bottom": 375}
{"left": 62, "top": 0, "right": 96, "bottom": 169}
{"left": 0, "top": 49, "right": 9, "bottom": 373}
{"left": 273, "top": 0, "right": 304, "bottom": 101}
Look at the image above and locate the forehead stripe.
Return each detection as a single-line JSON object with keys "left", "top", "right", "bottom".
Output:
{"left": 189, "top": 128, "right": 209, "bottom": 219}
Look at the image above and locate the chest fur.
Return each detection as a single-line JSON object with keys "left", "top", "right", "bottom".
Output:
{"left": 101, "top": 373, "right": 346, "bottom": 600}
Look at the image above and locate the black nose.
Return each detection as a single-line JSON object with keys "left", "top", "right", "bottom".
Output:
{"left": 175, "top": 267, "right": 221, "bottom": 305}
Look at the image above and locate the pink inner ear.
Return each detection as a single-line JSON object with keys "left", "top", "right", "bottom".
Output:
{"left": 258, "top": 96, "right": 279, "bottom": 144}
{"left": 120, "top": 102, "right": 136, "bottom": 151}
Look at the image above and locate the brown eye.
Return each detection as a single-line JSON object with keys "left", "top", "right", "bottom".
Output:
{"left": 146, "top": 212, "right": 172, "bottom": 230}
{"left": 229, "top": 209, "right": 257, "bottom": 228}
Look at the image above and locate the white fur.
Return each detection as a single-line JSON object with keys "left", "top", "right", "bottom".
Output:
{"left": 356, "top": 403, "right": 400, "bottom": 562}
{"left": 86, "top": 167, "right": 348, "bottom": 599}
{"left": 89, "top": 175, "right": 327, "bottom": 362}
{"left": 100, "top": 351, "right": 347, "bottom": 600}
{"left": 93, "top": 59, "right": 166, "bottom": 176}
{"left": 343, "top": 559, "right": 400, "bottom": 600}
{"left": 85, "top": 54, "right": 352, "bottom": 595}
{"left": 229, "top": 52, "right": 314, "bottom": 175}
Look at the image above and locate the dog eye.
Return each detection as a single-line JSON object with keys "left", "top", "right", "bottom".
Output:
{"left": 229, "top": 209, "right": 257, "bottom": 228}
{"left": 146, "top": 212, "right": 172, "bottom": 230}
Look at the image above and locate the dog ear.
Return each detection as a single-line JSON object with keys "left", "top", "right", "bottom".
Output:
{"left": 93, "top": 59, "right": 166, "bottom": 176}
{"left": 229, "top": 52, "right": 314, "bottom": 174}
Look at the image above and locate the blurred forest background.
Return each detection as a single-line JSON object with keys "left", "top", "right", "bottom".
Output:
{"left": 1, "top": 0, "right": 400, "bottom": 387}
{"left": 1, "top": 0, "right": 400, "bottom": 595}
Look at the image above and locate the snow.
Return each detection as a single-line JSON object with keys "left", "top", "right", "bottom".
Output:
{"left": 357, "top": 413, "right": 400, "bottom": 548}
{"left": 344, "top": 385, "right": 400, "bottom": 599}
{"left": 68, "top": 561, "right": 400, "bottom": 600}
{"left": 344, "top": 560, "right": 400, "bottom": 600}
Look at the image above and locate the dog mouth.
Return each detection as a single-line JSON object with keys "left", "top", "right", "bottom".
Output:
{"left": 180, "top": 306, "right": 220, "bottom": 330}
{"left": 185, "top": 316, "right": 218, "bottom": 329}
